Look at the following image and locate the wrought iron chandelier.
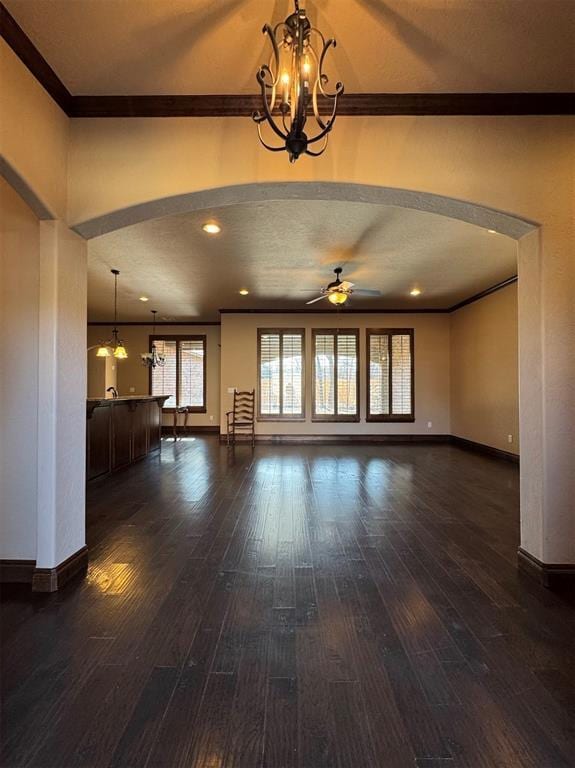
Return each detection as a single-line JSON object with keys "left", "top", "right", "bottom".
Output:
{"left": 141, "top": 310, "right": 165, "bottom": 368}
{"left": 253, "top": 0, "right": 344, "bottom": 162}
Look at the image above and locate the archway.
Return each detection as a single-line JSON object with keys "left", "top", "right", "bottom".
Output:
{"left": 79, "top": 181, "right": 546, "bottom": 573}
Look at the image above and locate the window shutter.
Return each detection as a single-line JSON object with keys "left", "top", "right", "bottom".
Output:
{"left": 151, "top": 340, "right": 177, "bottom": 407}
{"left": 367, "top": 330, "right": 414, "bottom": 420}
{"left": 391, "top": 334, "right": 412, "bottom": 415}
{"left": 314, "top": 333, "right": 335, "bottom": 415}
{"left": 369, "top": 333, "right": 390, "bottom": 416}
{"left": 282, "top": 333, "right": 303, "bottom": 415}
{"left": 258, "top": 330, "right": 305, "bottom": 418}
{"left": 336, "top": 334, "right": 358, "bottom": 416}
{"left": 260, "top": 333, "right": 281, "bottom": 415}
{"left": 313, "top": 330, "right": 359, "bottom": 420}
{"left": 179, "top": 339, "right": 205, "bottom": 407}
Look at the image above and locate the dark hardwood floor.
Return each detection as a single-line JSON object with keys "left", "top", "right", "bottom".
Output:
{"left": 1, "top": 438, "right": 574, "bottom": 768}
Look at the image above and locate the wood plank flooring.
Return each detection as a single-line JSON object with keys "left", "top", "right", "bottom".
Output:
{"left": 1, "top": 438, "right": 574, "bottom": 768}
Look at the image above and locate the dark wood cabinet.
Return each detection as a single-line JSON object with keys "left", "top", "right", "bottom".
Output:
{"left": 87, "top": 396, "right": 168, "bottom": 481}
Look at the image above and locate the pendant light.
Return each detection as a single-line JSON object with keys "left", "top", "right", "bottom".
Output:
{"left": 110, "top": 269, "right": 128, "bottom": 359}
{"left": 141, "top": 310, "right": 165, "bottom": 368}
{"left": 253, "top": 0, "right": 344, "bottom": 162}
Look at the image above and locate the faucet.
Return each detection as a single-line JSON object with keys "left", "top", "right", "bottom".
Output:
{"left": 106, "top": 387, "right": 119, "bottom": 399}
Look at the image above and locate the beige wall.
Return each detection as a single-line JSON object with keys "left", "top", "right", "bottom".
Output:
{"left": 220, "top": 313, "right": 450, "bottom": 436}
{"left": 0, "top": 40, "right": 69, "bottom": 218}
{"left": 87, "top": 324, "right": 221, "bottom": 426}
{"left": 0, "top": 177, "right": 40, "bottom": 559}
{"left": 451, "top": 284, "right": 519, "bottom": 454}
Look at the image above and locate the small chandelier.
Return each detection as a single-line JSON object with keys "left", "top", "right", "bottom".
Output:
{"left": 141, "top": 310, "right": 165, "bottom": 369}
{"left": 253, "top": 0, "right": 344, "bottom": 162}
{"left": 93, "top": 269, "right": 128, "bottom": 359}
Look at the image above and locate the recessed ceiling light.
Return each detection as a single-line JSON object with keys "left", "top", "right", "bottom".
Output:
{"left": 139, "top": 296, "right": 149, "bottom": 302}
{"left": 202, "top": 222, "right": 221, "bottom": 235}
{"left": 487, "top": 229, "right": 497, "bottom": 234}
{"left": 239, "top": 289, "right": 249, "bottom": 296}
{"left": 410, "top": 288, "right": 421, "bottom": 297}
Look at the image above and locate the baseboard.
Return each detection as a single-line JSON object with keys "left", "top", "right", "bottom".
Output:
{"left": 219, "top": 433, "right": 451, "bottom": 445}
{"left": 450, "top": 435, "right": 519, "bottom": 464}
{"left": 0, "top": 559, "right": 36, "bottom": 584}
{"left": 162, "top": 425, "right": 219, "bottom": 436}
{"left": 32, "top": 546, "right": 89, "bottom": 593}
{"left": 517, "top": 548, "right": 575, "bottom": 590}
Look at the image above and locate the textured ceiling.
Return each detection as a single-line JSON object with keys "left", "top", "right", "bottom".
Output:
{"left": 87, "top": 199, "right": 517, "bottom": 321}
{"left": 5, "top": 0, "right": 575, "bottom": 95}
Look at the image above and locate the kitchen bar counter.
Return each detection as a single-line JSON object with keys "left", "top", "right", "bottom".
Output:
{"left": 86, "top": 395, "right": 169, "bottom": 481}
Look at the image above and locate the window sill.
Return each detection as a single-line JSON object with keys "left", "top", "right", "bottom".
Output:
{"left": 257, "top": 416, "right": 306, "bottom": 423}
{"left": 366, "top": 415, "right": 415, "bottom": 423}
{"left": 312, "top": 415, "right": 360, "bottom": 423}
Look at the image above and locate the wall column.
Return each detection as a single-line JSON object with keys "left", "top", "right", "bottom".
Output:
{"left": 517, "top": 227, "right": 575, "bottom": 586}
{"left": 34, "top": 220, "right": 88, "bottom": 591}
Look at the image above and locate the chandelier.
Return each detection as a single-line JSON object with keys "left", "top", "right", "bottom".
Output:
{"left": 141, "top": 310, "right": 165, "bottom": 369}
{"left": 253, "top": 0, "right": 344, "bottom": 162}
{"left": 94, "top": 269, "right": 128, "bottom": 359}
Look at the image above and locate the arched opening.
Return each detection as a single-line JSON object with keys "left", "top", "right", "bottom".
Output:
{"left": 81, "top": 181, "right": 543, "bottom": 567}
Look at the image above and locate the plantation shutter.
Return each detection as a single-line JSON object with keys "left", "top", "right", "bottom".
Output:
{"left": 336, "top": 334, "right": 358, "bottom": 416}
{"left": 179, "top": 339, "right": 205, "bottom": 407}
{"left": 367, "top": 330, "right": 414, "bottom": 421}
{"left": 369, "top": 333, "right": 390, "bottom": 416}
{"left": 260, "top": 333, "right": 281, "bottom": 415}
{"left": 282, "top": 333, "right": 303, "bottom": 415}
{"left": 314, "top": 333, "right": 335, "bottom": 415}
{"left": 391, "top": 334, "right": 412, "bottom": 415}
{"left": 313, "top": 330, "right": 359, "bottom": 420}
{"left": 259, "top": 330, "right": 304, "bottom": 418}
{"left": 151, "top": 340, "right": 177, "bottom": 408}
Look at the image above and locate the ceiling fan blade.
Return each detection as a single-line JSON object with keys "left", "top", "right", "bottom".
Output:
{"left": 353, "top": 288, "right": 383, "bottom": 296}
{"left": 306, "top": 294, "right": 329, "bottom": 305}
{"left": 339, "top": 281, "right": 355, "bottom": 290}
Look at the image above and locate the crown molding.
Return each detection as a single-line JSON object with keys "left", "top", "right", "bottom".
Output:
{"left": 449, "top": 275, "right": 517, "bottom": 312}
{"left": 2, "top": 4, "right": 573, "bottom": 119}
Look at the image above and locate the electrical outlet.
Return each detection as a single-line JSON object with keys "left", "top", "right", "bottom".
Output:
{"left": 129, "top": 386, "right": 135, "bottom": 393}
{"left": 427, "top": 421, "right": 432, "bottom": 428}
{"left": 227, "top": 387, "right": 236, "bottom": 394}
{"left": 209, "top": 415, "right": 214, "bottom": 422}
{"left": 508, "top": 434, "right": 513, "bottom": 444}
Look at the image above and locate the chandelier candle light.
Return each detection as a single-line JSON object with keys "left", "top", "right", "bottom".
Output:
{"left": 253, "top": 0, "right": 344, "bottom": 162}
{"left": 141, "top": 310, "right": 165, "bottom": 369}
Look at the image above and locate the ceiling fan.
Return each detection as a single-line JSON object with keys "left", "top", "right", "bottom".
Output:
{"left": 305, "top": 267, "right": 382, "bottom": 306}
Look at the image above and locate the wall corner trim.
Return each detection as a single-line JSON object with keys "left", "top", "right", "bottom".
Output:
{"left": 517, "top": 548, "right": 575, "bottom": 590}
{"left": 32, "top": 546, "right": 89, "bottom": 592}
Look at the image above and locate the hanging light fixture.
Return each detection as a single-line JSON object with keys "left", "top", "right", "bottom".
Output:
{"left": 253, "top": 0, "right": 344, "bottom": 163}
{"left": 141, "top": 310, "right": 165, "bottom": 368}
{"left": 108, "top": 269, "right": 128, "bottom": 359}
{"left": 87, "top": 269, "right": 128, "bottom": 358}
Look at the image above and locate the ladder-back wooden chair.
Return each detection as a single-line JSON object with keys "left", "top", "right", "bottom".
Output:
{"left": 226, "top": 389, "right": 255, "bottom": 447}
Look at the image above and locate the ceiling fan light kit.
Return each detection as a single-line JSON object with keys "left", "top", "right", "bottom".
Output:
{"left": 305, "top": 267, "right": 382, "bottom": 307}
{"left": 253, "top": 0, "right": 344, "bottom": 162}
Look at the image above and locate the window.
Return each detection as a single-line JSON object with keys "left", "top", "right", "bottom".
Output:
{"left": 150, "top": 335, "right": 206, "bottom": 411}
{"left": 367, "top": 329, "right": 414, "bottom": 422}
{"left": 258, "top": 329, "right": 305, "bottom": 420}
{"left": 312, "top": 329, "right": 359, "bottom": 421}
